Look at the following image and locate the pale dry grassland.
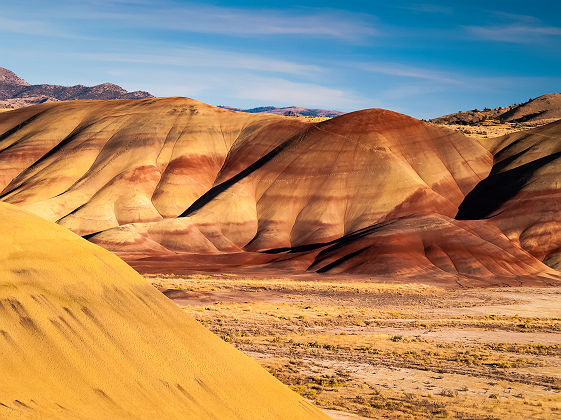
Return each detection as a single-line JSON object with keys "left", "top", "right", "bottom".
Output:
{"left": 432, "top": 119, "right": 558, "bottom": 140}
{"left": 147, "top": 274, "right": 561, "bottom": 419}
{"left": 275, "top": 114, "right": 331, "bottom": 123}
{"left": 292, "top": 116, "right": 331, "bottom": 123}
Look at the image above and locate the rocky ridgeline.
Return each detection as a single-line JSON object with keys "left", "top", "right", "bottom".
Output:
{"left": 0, "top": 67, "right": 153, "bottom": 109}
{"left": 219, "top": 104, "right": 344, "bottom": 118}
{"left": 431, "top": 93, "right": 561, "bottom": 125}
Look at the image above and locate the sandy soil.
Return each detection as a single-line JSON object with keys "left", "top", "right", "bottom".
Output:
{"left": 149, "top": 273, "right": 561, "bottom": 419}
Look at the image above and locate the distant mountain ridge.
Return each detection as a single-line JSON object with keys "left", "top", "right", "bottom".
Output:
{"left": 0, "top": 67, "right": 153, "bottom": 108}
{"left": 219, "top": 105, "right": 344, "bottom": 118}
{"left": 431, "top": 93, "right": 561, "bottom": 125}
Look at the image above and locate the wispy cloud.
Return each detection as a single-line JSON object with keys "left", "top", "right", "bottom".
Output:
{"left": 401, "top": 4, "right": 453, "bottom": 14}
{"left": 79, "top": 3, "right": 377, "bottom": 41}
{"left": 465, "top": 12, "right": 561, "bottom": 44}
{"left": 77, "top": 48, "right": 321, "bottom": 76}
{"left": 489, "top": 12, "right": 541, "bottom": 24}
{"left": 354, "top": 62, "right": 461, "bottom": 84}
{"left": 0, "top": 17, "right": 69, "bottom": 37}
{"left": 380, "top": 83, "right": 440, "bottom": 100}
{"left": 136, "top": 71, "right": 367, "bottom": 110}
{"left": 466, "top": 23, "right": 561, "bottom": 43}
{"left": 234, "top": 76, "right": 362, "bottom": 108}
{"left": 3, "top": 1, "right": 376, "bottom": 42}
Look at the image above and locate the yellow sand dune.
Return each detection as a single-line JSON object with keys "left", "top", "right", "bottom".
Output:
{"left": 0, "top": 202, "right": 327, "bottom": 419}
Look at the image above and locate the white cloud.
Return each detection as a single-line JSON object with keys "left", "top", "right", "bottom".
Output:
{"left": 78, "top": 48, "right": 321, "bottom": 76}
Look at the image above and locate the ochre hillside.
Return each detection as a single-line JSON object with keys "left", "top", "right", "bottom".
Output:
{"left": 0, "top": 98, "right": 559, "bottom": 285}
{"left": 0, "top": 201, "right": 327, "bottom": 419}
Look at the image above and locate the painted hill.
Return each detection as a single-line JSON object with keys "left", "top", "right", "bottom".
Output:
{"left": 219, "top": 105, "right": 344, "bottom": 118}
{"left": 0, "top": 97, "right": 559, "bottom": 286}
{"left": 301, "top": 214, "right": 557, "bottom": 287}
{"left": 0, "top": 201, "right": 326, "bottom": 419}
{"left": 0, "top": 98, "right": 490, "bottom": 243}
{"left": 431, "top": 93, "right": 561, "bottom": 125}
{"left": 0, "top": 67, "right": 153, "bottom": 109}
{"left": 457, "top": 119, "right": 561, "bottom": 271}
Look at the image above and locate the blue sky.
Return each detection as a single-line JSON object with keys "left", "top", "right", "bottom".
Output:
{"left": 1, "top": 0, "right": 560, "bottom": 118}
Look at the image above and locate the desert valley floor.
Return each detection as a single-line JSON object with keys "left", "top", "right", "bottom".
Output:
{"left": 151, "top": 273, "right": 561, "bottom": 419}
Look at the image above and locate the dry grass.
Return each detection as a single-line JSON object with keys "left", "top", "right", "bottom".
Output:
{"left": 149, "top": 273, "right": 561, "bottom": 419}
{"left": 148, "top": 273, "right": 442, "bottom": 295}
{"left": 432, "top": 119, "right": 557, "bottom": 140}
{"left": 290, "top": 115, "right": 332, "bottom": 123}
{"left": 262, "top": 114, "right": 331, "bottom": 123}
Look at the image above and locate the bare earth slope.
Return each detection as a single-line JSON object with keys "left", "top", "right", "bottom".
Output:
{"left": 457, "top": 120, "right": 561, "bottom": 271}
{"left": 0, "top": 98, "right": 559, "bottom": 285}
{"left": 500, "top": 93, "right": 561, "bottom": 123}
{"left": 0, "top": 98, "right": 307, "bottom": 233}
{"left": 0, "top": 201, "right": 326, "bottom": 419}
{"left": 302, "top": 214, "right": 560, "bottom": 287}
{"left": 431, "top": 93, "right": 561, "bottom": 125}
